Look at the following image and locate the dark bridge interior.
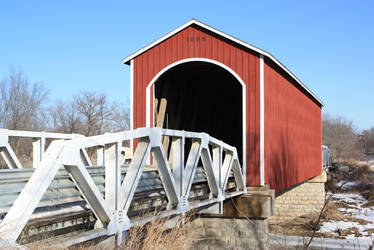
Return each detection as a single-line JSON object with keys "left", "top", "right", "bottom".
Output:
{"left": 154, "top": 62, "right": 243, "bottom": 163}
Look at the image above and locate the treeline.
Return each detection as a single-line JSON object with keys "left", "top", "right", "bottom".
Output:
{"left": 0, "top": 68, "right": 129, "bottom": 136}
{"left": 323, "top": 113, "right": 374, "bottom": 160}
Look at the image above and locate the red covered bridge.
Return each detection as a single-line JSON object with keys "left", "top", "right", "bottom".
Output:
{"left": 123, "top": 19, "right": 323, "bottom": 191}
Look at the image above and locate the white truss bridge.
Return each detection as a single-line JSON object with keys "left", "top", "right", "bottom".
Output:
{"left": 0, "top": 127, "right": 246, "bottom": 247}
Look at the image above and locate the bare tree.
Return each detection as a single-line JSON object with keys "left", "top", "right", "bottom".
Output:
{"left": 0, "top": 68, "right": 130, "bottom": 168}
{"left": 322, "top": 113, "right": 361, "bottom": 159}
{"left": 74, "top": 91, "right": 112, "bottom": 136}
{"left": 50, "top": 100, "right": 83, "bottom": 134}
{"left": 0, "top": 67, "right": 49, "bottom": 162}
{"left": 111, "top": 102, "right": 130, "bottom": 132}
{"left": 49, "top": 90, "right": 130, "bottom": 137}
{"left": 0, "top": 67, "right": 48, "bottom": 131}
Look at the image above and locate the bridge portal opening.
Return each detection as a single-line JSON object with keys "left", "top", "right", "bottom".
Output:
{"left": 154, "top": 61, "right": 243, "bottom": 163}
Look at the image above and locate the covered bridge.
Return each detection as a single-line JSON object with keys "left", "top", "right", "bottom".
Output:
{"left": 123, "top": 19, "right": 323, "bottom": 191}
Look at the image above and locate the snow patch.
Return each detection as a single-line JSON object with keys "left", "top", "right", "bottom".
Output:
{"left": 318, "top": 192, "right": 374, "bottom": 240}
{"left": 337, "top": 181, "right": 360, "bottom": 190}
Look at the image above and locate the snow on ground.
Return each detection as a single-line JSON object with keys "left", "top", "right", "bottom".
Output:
{"left": 337, "top": 181, "right": 360, "bottom": 190}
{"left": 333, "top": 193, "right": 374, "bottom": 223}
{"left": 318, "top": 192, "right": 374, "bottom": 240}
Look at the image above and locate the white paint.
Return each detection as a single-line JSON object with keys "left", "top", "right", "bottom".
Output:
{"left": 0, "top": 128, "right": 80, "bottom": 139}
{"left": 153, "top": 86, "right": 155, "bottom": 126}
{"left": 260, "top": 55, "right": 265, "bottom": 186}
{"left": 145, "top": 57, "right": 247, "bottom": 175}
{"left": 123, "top": 19, "right": 323, "bottom": 106}
{"left": 146, "top": 82, "right": 150, "bottom": 127}
{"left": 242, "top": 73, "right": 247, "bottom": 182}
{"left": 0, "top": 128, "right": 82, "bottom": 169}
{"left": 130, "top": 60, "right": 134, "bottom": 152}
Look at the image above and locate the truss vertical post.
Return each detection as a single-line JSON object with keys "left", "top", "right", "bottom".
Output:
{"left": 41, "top": 132, "right": 46, "bottom": 164}
{"left": 212, "top": 144, "right": 223, "bottom": 212}
{"left": 32, "top": 138, "right": 41, "bottom": 168}
{"left": 171, "top": 137, "right": 184, "bottom": 197}
{"left": 104, "top": 142, "right": 123, "bottom": 246}
{"left": 32, "top": 132, "right": 46, "bottom": 168}
{"left": 97, "top": 146, "right": 104, "bottom": 166}
{"left": 105, "top": 142, "right": 119, "bottom": 211}
{"left": 212, "top": 145, "right": 222, "bottom": 187}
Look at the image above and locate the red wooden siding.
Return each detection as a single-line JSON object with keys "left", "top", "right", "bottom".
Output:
{"left": 132, "top": 25, "right": 261, "bottom": 186}
{"left": 264, "top": 59, "right": 322, "bottom": 191}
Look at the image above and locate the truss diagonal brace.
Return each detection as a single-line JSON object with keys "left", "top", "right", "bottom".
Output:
{"left": 120, "top": 139, "right": 151, "bottom": 213}
{"left": 183, "top": 140, "right": 202, "bottom": 197}
{"left": 64, "top": 163, "right": 112, "bottom": 225}
{"left": 231, "top": 158, "right": 246, "bottom": 191}
{"left": 200, "top": 147, "right": 220, "bottom": 197}
{"left": 0, "top": 144, "right": 23, "bottom": 169}
{"left": 152, "top": 145, "right": 179, "bottom": 208}
{"left": 0, "top": 140, "right": 65, "bottom": 244}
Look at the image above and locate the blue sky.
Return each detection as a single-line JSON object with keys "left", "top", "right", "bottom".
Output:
{"left": 1, "top": 1, "right": 373, "bottom": 130}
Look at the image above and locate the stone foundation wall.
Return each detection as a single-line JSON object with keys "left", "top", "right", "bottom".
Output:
{"left": 188, "top": 216, "right": 268, "bottom": 250}
{"left": 268, "top": 171, "right": 327, "bottom": 224}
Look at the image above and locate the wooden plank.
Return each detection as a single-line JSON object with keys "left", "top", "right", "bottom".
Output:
{"left": 154, "top": 98, "right": 170, "bottom": 159}
{"left": 162, "top": 136, "right": 170, "bottom": 162}
{"left": 156, "top": 98, "right": 167, "bottom": 128}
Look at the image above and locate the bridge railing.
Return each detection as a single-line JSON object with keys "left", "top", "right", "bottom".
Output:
{"left": 322, "top": 145, "right": 332, "bottom": 169}
{"left": 0, "top": 127, "right": 246, "bottom": 247}
{"left": 0, "top": 128, "right": 91, "bottom": 169}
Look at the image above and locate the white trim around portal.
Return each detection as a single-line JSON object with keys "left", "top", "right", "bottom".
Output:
{"left": 123, "top": 19, "right": 323, "bottom": 107}
{"left": 145, "top": 57, "right": 247, "bottom": 180}
{"left": 130, "top": 59, "right": 134, "bottom": 152}
{"left": 259, "top": 55, "right": 265, "bottom": 186}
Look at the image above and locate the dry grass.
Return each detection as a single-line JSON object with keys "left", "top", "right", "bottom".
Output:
{"left": 327, "top": 159, "right": 374, "bottom": 202}
{"left": 22, "top": 213, "right": 197, "bottom": 250}
{"left": 123, "top": 214, "right": 195, "bottom": 250}
{"left": 269, "top": 212, "right": 320, "bottom": 237}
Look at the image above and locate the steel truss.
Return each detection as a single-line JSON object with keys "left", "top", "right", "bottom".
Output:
{"left": 0, "top": 127, "right": 246, "bottom": 247}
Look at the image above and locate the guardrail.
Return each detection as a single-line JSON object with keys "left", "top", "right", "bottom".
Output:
{"left": 322, "top": 145, "right": 332, "bottom": 169}
{"left": 0, "top": 127, "right": 246, "bottom": 247}
{"left": 1, "top": 165, "right": 235, "bottom": 244}
{"left": 0, "top": 166, "right": 231, "bottom": 215}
